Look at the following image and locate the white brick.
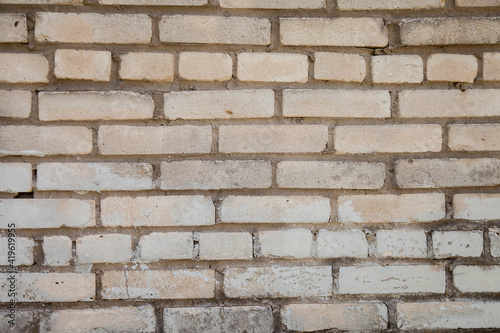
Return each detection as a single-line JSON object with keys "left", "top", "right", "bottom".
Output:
{"left": 454, "top": 193, "right": 500, "bottom": 221}
{"left": 397, "top": 302, "right": 500, "bottom": 330}
{"left": 449, "top": 124, "right": 500, "bottom": 151}
{"left": 120, "top": 52, "right": 174, "bottom": 82}
{"left": 282, "top": 303, "right": 388, "bottom": 332}
{"left": 237, "top": 53, "right": 308, "bottom": 83}
{"left": 99, "top": 125, "right": 212, "bottom": 155}
{"left": 139, "top": 232, "right": 193, "bottom": 261}
{"left": 223, "top": 266, "right": 332, "bottom": 298}
{"left": 0, "top": 90, "right": 31, "bottom": 118}
{"left": 0, "top": 53, "right": 48, "bottom": 83}
{"left": 314, "top": 52, "right": 366, "bottom": 82}
{"left": 457, "top": 0, "right": 500, "bottom": 5}
{"left": 376, "top": 230, "right": 427, "bottom": 258}
{"left": 0, "top": 14, "right": 27, "bottom": 43}
{"left": 164, "top": 90, "right": 274, "bottom": 119}
{"left": 0, "top": 0, "right": 82, "bottom": 3}
{"left": 99, "top": 0, "right": 206, "bottom": 4}
{"left": 0, "top": 237, "right": 34, "bottom": 266}
{"left": 55, "top": 49, "right": 111, "bottom": 81}
{"left": 101, "top": 196, "right": 215, "bottom": 227}
{"left": 483, "top": 52, "right": 500, "bottom": 81}
{"left": 258, "top": 229, "right": 312, "bottom": 259}
{"left": 41, "top": 306, "right": 156, "bottom": 333}
{"left": 283, "top": 89, "right": 391, "bottom": 118}
{"left": 0, "top": 199, "right": 95, "bottom": 229}
{"left": 199, "top": 232, "right": 253, "bottom": 260}
{"left": 219, "top": 125, "right": 328, "bottom": 153}
{"left": 454, "top": 265, "right": 500, "bottom": 292}
{"left": 280, "top": 18, "right": 388, "bottom": 47}
{"left": 39, "top": 91, "right": 154, "bottom": 121}
{"left": 101, "top": 269, "right": 215, "bottom": 299}
{"left": 220, "top": 196, "right": 331, "bottom": 224}
{"left": 160, "top": 15, "right": 270, "bottom": 45}
{"left": 317, "top": 230, "right": 368, "bottom": 258}
{"left": 164, "top": 306, "right": 273, "bottom": 333}
{"left": 220, "top": 0, "right": 325, "bottom": 8}
{"left": 490, "top": 228, "right": 500, "bottom": 257}
{"left": 179, "top": 52, "right": 232, "bottom": 81}
{"left": 335, "top": 125, "right": 442, "bottom": 153}
{"left": 338, "top": 0, "right": 444, "bottom": 10}
{"left": 0, "top": 163, "right": 32, "bottom": 193}
{"left": 432, "top": 231, "right": 483, "bottom": 258}
{"left": 35, "top": 12, "right": 151, "bottom": 44}
{"left": 43, "top": 236, "right": 72, "bottom": 266}
{"left": 338, "top": 265, "right": 445, "bottom": 294}
{"left": 37, "top": 163, "right": 153, "bottom": 191}
{"left": 338, "top": 193, "right": 445, "bottom": 223}
{"left": 427, "top": 54, "right": 477, "bottom": 82}
{"left": 161, "top": 160, "right": 271, "bottom": 190}
{"left": 0, "top": 273, "right": 95, "bottom": 302}
{"left": 0, "top": 311, "right": 34, "bottom": 333}
{"left": 77, "top": 234, "right": 132, "bottom": 264}
{"left": 372, "top": 55, "right": 423, "bottom": 83}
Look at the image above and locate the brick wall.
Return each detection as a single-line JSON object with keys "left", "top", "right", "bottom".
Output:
{"left": 1, "top": 0, "right": 500, "bottom": 332}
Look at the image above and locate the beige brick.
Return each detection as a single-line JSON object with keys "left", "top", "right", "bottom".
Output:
{"left": 0, "top": 273, "right": 95, "bottom": 302}
{"left": 0, "top": 90, "right": 31, "bottom": 118}
{"left": 401, "top": 18, "right": 500, "bottom": 45}
{"left": 237, "top": 53, "right": 308, "bottom": 83}
{"left": 314, "top": 52, "right": 366, "bottom": 82}
{"left": 41, "top": 306, "right": 156, "bottom": 333}
{"left": 101, "top": 269, "right": 215, "bottom": 299}
{"left": 338, "top": 0, "right": 444, "bottom": 10}
{"left": 77, "top": 234, "right": 132, "bottom": 264}
{"left": 372, "top": 55, "right": 423, "bottom": 83}
{"left": 164, "top": 90, "right": 274, "bottom": 119}
{"left": 0, "top": 163, "right": 32, "bottom": 193}
{"left": 335, "top": 125, "right": 442, "bottom": 153}
{"left": 338, "top": 265, "right": 445, "bottom": 294}
{"left": 223, "top": 266, "right": 332, "bottom": 298}
{"left": 338, "top": 193, "right": 445, "bottom": 223}
{"left": 37, "top": 163, "right": 154, "bottom": 191}
{"left": 376, "top": 230, "right": 427, "bottom": 258}
{"left": 0, "top": 126, "right": 92, "bottom": 156}
{"left": 258, "top": 229, "right": 313, "bottom": 259}
{"left": 101, "top": 196, "right": 215, "bottom": 227}
{"left": 0, "top": 311, "right": 35, "bottom": 333}
{"left": 281, "top": 18, "right": 388, "bottom": 47}
{"left": 99, "top": 125, "right": 212, "bottom": 155}
{"left": 161, "top": 160, "right": 272, "bottom": 190}
{"left": 100, "top": 0, "right": 206, "bottom": 5}
{"left": 0, "top": 53, "right": 48, "bottom": 83}
{"left": 454, "top": 266, "right": 500, "bottom": 292}
{"left": 39, "top": 91, "right": 154, "bottom": 120}
{"left": 282, "top": 303, "right": 388, "bottom": 332}
{"left": 164, "top": 306, "right": 273, "bottom": 333}
{"left": 283, "top": 89, "right": 391, "bottom": 118}
{"left": 464, "top": 202, "right": 494, "bottom": 229}
{"left": 0, "top": 237, "right": 34, "bottom": 266}
{"left": 220, "top": 196, "right": 331, "bottom": 224}
{"left": 0, "top": 199, "right": 95, "bottom": 229}
{"left": 43, "top": 236, "right": 72, "bottom": 266}
{"left": 35, "top": 12, "right": 151, "bottom": 44}
{"left": 55, "top": 49, "right": 111, "bottom": 81}
{"left": 0, "top": 0, "right": 82, "bottom": 3}
{"left": 277, "top": 161, "right": 385, "bottom": 189}
{"left": 199, "top": 232, "right": 253, "bottom": 260}
{"left": 139, "top": 232, "right": 193, "bottom": 261}
{"left": 433, "top": 231, "right": 483, "bottom": 258}
{"left": 120, "top": 52, "right": 173, "bottom": 82}
{"left": 219, "top": 125, "right": 328, "bottom": 153}
{"left": 220, "top": 0, "right": 325, "bottom": 8}
{"left": 396, "top": 158, "right": 500, "bottom": 188}
{"left": 0, "top": 14, "right": 27, "bottom": 43}
{"left": 449, "top": 124, "right": 500, "bottom": 151}
{"left": 490, "top": 228, "right": 500, "bottom": 257}
{"left": 457, "top": 0, "right": 500, "bottom": 6}
{"left": 179, "top": 52, "right": 232, "bottom": 81}
{"left": 483, "top": 52, "right": 500, "bottom": 81}
{"left": 159, "top": 15, "right": 270, "bottom": 45}
{"left": 397, "top": 302, "right": 500, "bottom": 330}
{"left": 317, "top": 230, "right": 368, "bottom": 258}
{"left": 427, "top": 54, "right": 477, "bottom": 82}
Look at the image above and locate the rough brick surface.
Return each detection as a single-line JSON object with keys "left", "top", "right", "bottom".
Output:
{"left": 483, "top": 52, "right": 500, "bottom": 80}
{"left": 179, "top": 52, "right": 232, "bottom": 81}
{"left": 490, "top": 228, "right": 500, "bottom": 257}
{"left": 77, "top": 234, "right": 133, "bottom": 264}
{"left": 0, "top": 237, "right": 34, "bottom": 266}
{"left": 258, "top": 229, "right": 313, "bottom": 259}
{"left": 376, "top": 230, "right": 427, "bottom": 258}
{"left": 139, "top": 232, "right": 193, "bottom": 261}
{"left": 0, "top": 90, "right": 31, "bottom": 118}
{"left": 448, "top": 124, "right": 500, "bottom": 151}
{"left": 119, "top": 52, "right": 174, "bottom": 82}
{"left": 0, "top": 14, "right": 27, "bottom": 43}
{"left": 317, "top": 230, "right": 368, "bottom": 258}
{"left": 372, "top": 55, "right": 424, "bottom": 83}
{"left": 0, "top": 163, "right": 32, "bottom": 193}
{"left": 453, "top": 193, "right": 500, "bottom": 220}
{"left": 338, "top": 0, "right": 444, "bottom": 10}
{"left": 454, "top": 265, "right": 500, "bottom": 292}
{"left": 199, "top": 232, "right": 253, "bottom": 260}
{"left": 427, "top": 54, "right": 478, "bottom": 82}
{"left": 43, "top": 236, "right": 72, "bottom": 266}
{"left": 0, "top": 53, "right": 48, "bottom": 83}
{"left": 54, "top": 49, "right": 111, "bottom": 81}
{"left": 219, "top": 0, "right": 325, "bottom": 9}
{"left": 237, "top": 52, "right": 308, "bottom": 82}
{"left": 314, "top": 52, "right": 366, "bottom": 82}
{"left": 432, "top": 231, "right": 483, "bottom": 258}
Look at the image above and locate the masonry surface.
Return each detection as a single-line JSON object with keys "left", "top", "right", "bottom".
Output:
{"left": 1, "top": 0, "right": 500, "bottom": 332}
